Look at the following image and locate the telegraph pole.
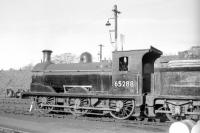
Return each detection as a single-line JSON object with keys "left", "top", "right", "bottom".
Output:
{"left": 105, "top": 5, "right": 121, "bottom": 51}
{"left": 98, "top": 44, "right": 104, "bottom": 92}
{"left": 113, "top": 5, "right": 120, "bottom": 51}
{"left": 98, "top": 44, "right": 104, "bottom": 62}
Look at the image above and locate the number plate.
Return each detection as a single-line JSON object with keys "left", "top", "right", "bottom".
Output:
{"left": 114, "top": 81, "right": 136, "bottom": 88}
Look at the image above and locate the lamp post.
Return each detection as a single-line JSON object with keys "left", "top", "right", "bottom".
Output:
{"left": 106, "top": 5, "right": 121, "bottom": 51}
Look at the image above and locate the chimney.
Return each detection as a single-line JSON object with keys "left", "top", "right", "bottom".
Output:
{"left": 42, "top": 50, "right": 52, "bottom": 63}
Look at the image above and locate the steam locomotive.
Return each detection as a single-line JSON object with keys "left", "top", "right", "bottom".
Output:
{"left": 22, "top": 47, "right": 200, "bottom": 121}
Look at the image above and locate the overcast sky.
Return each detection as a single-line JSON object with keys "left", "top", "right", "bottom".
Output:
{"left": 0, "top": 0, "right": 199, "bottom": 70}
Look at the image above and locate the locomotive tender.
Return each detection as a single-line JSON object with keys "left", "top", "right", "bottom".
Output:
{"left": 147, "top": 60, "right": 200, "bottom": 121}
{"left": 22, "top": 47, "right": 200, "bottom": 121}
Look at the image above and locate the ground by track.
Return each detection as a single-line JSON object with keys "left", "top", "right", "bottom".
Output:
{"left": 0, "top": 98, "right": 170, "bottom": 131}
{"left": 0, "top": 125, "right": 31, "bottom": 133}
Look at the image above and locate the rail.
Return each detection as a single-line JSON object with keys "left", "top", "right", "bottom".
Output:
{"left": 0, "top": 126, "right": 31, "bottom": 133}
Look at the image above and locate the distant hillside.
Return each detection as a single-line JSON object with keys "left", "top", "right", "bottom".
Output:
{"left": 155, "top": 45, "right": 200, "bottom": 68}
{"left": 178, "top": 46, "right": 200, "bottom": 59}
{"left": 0, "top": 69, "right": 32, "bottom": 96}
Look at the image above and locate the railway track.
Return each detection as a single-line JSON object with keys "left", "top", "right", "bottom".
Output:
{"left": 0, "top": 98, "right": 170, "bottom": 130}
{"left": 0, "top": 125, "right": 30, "bottom": 133}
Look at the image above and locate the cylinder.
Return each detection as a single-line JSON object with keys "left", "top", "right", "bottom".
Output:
{"left": 169, "top": 120, "right": 196, "bottom": 133}
{"left": 191, "top": 120, "right": 200, "bottom": 133}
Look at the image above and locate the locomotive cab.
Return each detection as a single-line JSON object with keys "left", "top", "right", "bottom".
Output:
{"left": 111, "top": 46, "right": 162, "bottom": 96}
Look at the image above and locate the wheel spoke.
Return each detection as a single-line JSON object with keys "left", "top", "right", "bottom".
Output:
{"left": 124, "top": 108, "right": 131, "bottom": 113}
{"left": 36, "top": 96, "right": 55, "bottom": 113}
{"left": 109, "top": 99, "right": 135, "bottom": 120}
{"left": 68, "top": 98, "right": 90, "bottom": 116}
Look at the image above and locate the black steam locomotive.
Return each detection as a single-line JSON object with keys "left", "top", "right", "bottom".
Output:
{"left": 22, "top": 47, "right": 200, "bottom": 121}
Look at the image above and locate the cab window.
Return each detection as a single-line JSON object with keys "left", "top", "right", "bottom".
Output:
{"left": 119, "top": 56, "right": 128, "bottom": 71}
